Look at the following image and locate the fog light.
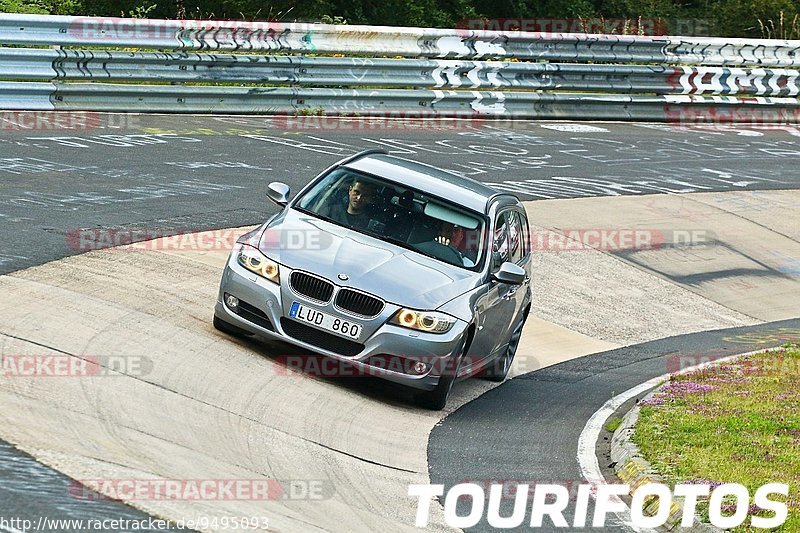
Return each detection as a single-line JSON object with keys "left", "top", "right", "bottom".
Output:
{"left": 413, "top": 361, "right": 428, "bottom": 375}
{"left": 225, "top": 293, "right": 239, "bottom": 309}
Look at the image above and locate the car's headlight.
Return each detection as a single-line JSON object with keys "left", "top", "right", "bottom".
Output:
{"left": 237, "top": 246, "right": 280, "bottom": 284}
{"left": 390, "top": 308, "right": 456, "bottom": 334}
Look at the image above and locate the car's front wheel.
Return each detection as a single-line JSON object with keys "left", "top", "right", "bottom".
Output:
{"left": 480, "top": 315, "right": 526, "bottom": 382}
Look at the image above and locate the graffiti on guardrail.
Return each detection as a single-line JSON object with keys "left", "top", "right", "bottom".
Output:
{"left": 2, "top": 14, "right": 799, "bottom": 64}
{"left": 66, "top": 17, "right": 294, "bottom": 43}
{"left": 671, "top": 67, "right": 800, "bottom": 96}
{"left": 8, "top": 46, "right": 800, "bottom": 97}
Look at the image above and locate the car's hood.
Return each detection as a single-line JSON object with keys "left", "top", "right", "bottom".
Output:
{"left": 258, "top": 209, "right": 481, "bottom": 310}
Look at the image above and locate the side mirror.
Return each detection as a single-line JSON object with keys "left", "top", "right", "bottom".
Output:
{"left": 493, "top": 262, "right": 526, "bottom": 285}
{"left": 266, "top": 182, "right": 291, "bottom": 207}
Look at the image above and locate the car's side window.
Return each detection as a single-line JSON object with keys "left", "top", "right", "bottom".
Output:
{"left": 519, "top": 211, "right": 533, "bottom": 256}
{"left": 507, "top": 211, "right": 523, "bottom": 264}
{"left": 516, "top": 211, "right": 532, "bottom": 257}
{"left": 492, "top": 212, "right": 510, "bottom": 269}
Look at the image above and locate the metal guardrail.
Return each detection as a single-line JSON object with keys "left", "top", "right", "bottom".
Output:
{"left": 3, "top": 82, "right": 799, "bottom": 121}
{"left": 2, "top": 14, "right": 800, "bottom": 66}
{"left": 0, "top": 81, "right": 54, "bottom": 110}
{"left": 1, "top": 48, "right": 799, "bottom": 96}
{"left": 0, "top": 14, "right": 799, "bottom": 120}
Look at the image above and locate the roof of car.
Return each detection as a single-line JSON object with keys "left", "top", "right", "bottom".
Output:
{"left": 342, "top": 153, "right": 509, "bottom": 213}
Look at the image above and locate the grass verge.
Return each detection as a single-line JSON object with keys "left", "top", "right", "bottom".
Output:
{"left": 633, "top": 343, "right": 800, "bottom": 531}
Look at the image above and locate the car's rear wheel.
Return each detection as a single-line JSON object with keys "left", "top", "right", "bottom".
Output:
{"left": 480, "top": 315, "right": 526, "bottom": 382}
{"left": 414, "top": 334, "right": 468, "bottom": 411}
{"left": 213, "top": 314, "right": 252, "bottom": 337}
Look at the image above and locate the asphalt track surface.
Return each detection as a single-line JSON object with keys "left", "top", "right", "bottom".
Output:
{"left": 1, "top": 115, "right": 799, "bottom": 530}
{"left": 0, "top": 441, "right": 180, "bottom": 531}
{"left": 428, "top": 318, "right": 800, "bottom": 531}
{"left": 2, "top": 115, "right": 800, "bottom": 275}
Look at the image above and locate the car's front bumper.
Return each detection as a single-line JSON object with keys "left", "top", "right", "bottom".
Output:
{"left": 214, "top": 249, "right": 468, "bottom": 391}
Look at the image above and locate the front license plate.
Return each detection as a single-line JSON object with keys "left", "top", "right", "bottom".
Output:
{"left": 289, "top": 302, "right": 362, "bottom": 340}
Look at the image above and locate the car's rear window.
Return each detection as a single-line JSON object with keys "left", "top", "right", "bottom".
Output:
{"left": 294, "top": 168, "right": 486, "bottom": 271}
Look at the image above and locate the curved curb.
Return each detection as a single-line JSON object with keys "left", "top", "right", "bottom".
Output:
{"left": 610, "top": 396, "right": 720, "bottom": 532}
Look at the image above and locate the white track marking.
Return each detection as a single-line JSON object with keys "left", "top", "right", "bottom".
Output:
{"left": 540, "top": 123, "right": 609, "bottom": 132}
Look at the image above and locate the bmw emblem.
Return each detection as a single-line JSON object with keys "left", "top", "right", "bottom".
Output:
{"left": 338, "top": 273, "right": 349, "bottom": 281}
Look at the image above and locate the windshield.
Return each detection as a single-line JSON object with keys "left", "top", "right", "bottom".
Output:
{"left": 294, "top": 168, "right": 487, "bottom": 271}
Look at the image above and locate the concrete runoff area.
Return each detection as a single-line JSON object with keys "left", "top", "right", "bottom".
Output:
{"left": 0, "top": 190, "right": 797, "bottom": 531}
{"left": 526, "top": 190, "right": 800, "bottom": 324}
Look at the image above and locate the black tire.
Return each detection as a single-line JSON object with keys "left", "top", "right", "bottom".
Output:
{"left": 414, "top": 335, "right": 468, "bottom": 411}
{"left": 480, "top": 315, "right": 526, "bottom": 382}
{"left": 213, "top": 314, "right": 252, "bottom": 337}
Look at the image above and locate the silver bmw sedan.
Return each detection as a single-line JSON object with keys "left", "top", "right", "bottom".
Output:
{"left": 214, "top": 149, "right": 532, "bottom": 409}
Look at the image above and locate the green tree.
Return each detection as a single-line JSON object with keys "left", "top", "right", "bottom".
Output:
{"left": 1, "top": 0, "right": 80, "bottom": 13}
{"left": 711, "top": 0, "right": 799, "bottom": 36}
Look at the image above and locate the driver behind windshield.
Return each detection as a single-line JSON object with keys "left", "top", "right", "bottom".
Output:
{"left": 320, "top": 178, "right": 380, "bottom": 230}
